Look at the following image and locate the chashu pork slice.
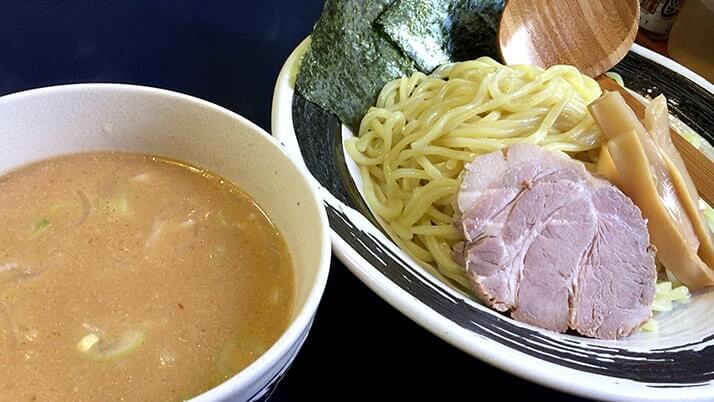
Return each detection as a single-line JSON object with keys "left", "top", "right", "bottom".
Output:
{"left": 456, "top": 143, "right": 656, "bottom": 339}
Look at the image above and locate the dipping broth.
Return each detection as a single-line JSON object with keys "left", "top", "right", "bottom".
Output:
{"left": 0, "top": 153, "right": 294, "bottom": 401}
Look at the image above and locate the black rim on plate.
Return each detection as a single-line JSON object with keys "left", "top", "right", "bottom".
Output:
{"left": 291, "top": 50, "right": 714, "bottom": 386}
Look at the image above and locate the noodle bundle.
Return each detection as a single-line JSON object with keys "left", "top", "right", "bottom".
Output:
{"left": 345, "top": 57, "right": 604, "bottom": 286}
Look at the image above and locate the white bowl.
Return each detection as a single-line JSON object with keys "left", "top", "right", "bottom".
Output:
{"left": 0, "top": 84, "right": 331, "bottom": 402}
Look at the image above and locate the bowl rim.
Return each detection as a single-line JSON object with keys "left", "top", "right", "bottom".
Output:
{"left": 271, "top": 37, "right": 714, "bottom": 402}
{"left": 0, "top": 83, "right": 332, "bottom": 402}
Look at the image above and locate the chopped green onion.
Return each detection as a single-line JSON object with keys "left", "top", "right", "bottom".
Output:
{"left": 76, "top": 333, "right": 101, "bottom": 352}
{"left": 210, "top": 211, "right": 229, "bottom": 228}
{"left": 78, "top": 329, "right": 145, "bottom": 360}
{"left": 107, "top": 195, "right": 131, "bottom": 217}
{"left": 210, "top": 245, "right": 227, "bottom": 260}
{"left": 215, "top": 336, "right": 269, "bottom": 380}
{"left": 49, "top": 202, "right": 73, "bottom": 216}
{"left": 652, "top": 298, "right": 673, "bottom": 312}
{"left": 604, "top": 71, "right": 624, "bottom": 87}
{"left": 656, "top": 281, "right": 672, "bottom": 292}
{"left": 640, "top": 319, "right": 658, "bottom": 332}
{"left": 30, "top": 218, "right": 51, "bottom": 238}
{"left": 670, "top": 285, "right": 691, "bottom": 301}
{"left": 653, "top": 280, "right": 691, "bottom": 312}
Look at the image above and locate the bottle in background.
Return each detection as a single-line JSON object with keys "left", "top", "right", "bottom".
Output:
{"left": 639, "top": 0, "right": 686, "bottom": 41}
{"left": 668, "top": 0, "right": 714, "bottom": 82}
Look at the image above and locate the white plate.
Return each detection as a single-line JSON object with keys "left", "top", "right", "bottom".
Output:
{"left": 272, "top": 39, "right": 714, "bottom": 402}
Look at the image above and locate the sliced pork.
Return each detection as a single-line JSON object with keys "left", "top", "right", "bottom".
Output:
{"left": 456, "top": 143, "right": 656, "bottom": 339}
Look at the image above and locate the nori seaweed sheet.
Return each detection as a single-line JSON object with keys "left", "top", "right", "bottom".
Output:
{"left": 295, "top": 0, "right": 417, "bottom": 131}
{"left": 378, "top": 0, "right": 505, "bottom": 73}
{"left": 471, "top": 0, "right": 506, "bottom": 30}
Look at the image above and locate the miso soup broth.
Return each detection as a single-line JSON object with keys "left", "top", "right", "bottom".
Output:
{"left": 0, "top": 153, "right": 294, "bottom": 401}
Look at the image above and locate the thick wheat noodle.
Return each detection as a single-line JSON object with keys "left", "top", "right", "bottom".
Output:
{"left": 346, "top": 57, "right": 603, "bottom": 288}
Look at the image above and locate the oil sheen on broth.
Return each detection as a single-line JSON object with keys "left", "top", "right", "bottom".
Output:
{"left": 0, "top": 153, "right": 294, "bottom": 401}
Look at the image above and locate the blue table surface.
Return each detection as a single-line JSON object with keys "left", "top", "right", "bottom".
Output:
{"left": 0, "top": 2, "right": 595, "bottom": 401}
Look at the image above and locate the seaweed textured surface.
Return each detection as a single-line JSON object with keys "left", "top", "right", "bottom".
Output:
{"left": 295, "top": 0, "right": 416, "bottom": 131}
{"left": 378, "top": 0, "right": 505, "bottom": 73}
